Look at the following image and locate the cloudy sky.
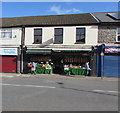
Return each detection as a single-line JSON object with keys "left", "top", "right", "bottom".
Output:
{"left": 1, "top": 2, "right": 118, "bottom": 17}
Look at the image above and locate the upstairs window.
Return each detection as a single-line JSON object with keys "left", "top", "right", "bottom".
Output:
{"left": 34, "top": 28, "right": 42, "bottom": 44}
{"left": 0, "top": 28, "right": 12, "bottom": 39}
{"left": 117, "top": 28, "right": 120, "bottom": 42}
{"left": 76, "top": 28, "right": 85, "bottom": 44}
{"left": 54, "top": 28, "right": 63, "bottom": 44}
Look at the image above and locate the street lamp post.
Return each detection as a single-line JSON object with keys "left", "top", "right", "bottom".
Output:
{"left": 100, "top": 44, "right": 105, "bottom": 79}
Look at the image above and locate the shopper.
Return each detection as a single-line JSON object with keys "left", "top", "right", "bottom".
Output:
{"left": 85, "top": 62, "right": 91, "bottom": 76}
{"left": 31, "top": 66, "right": 35, "bottom": 74}
{"left": 32, "top": 62, "right": 37, "bottom": 75}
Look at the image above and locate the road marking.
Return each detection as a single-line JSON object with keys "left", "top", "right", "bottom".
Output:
{"left": 93, "top": 90, "right": 119, "bottom": 93}
{"left": 1, "top": 83, "right": 56, "bottom": 89}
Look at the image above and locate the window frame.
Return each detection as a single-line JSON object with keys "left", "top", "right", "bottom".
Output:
{"left": 75, "top": 27, "right": 86, "bottom": 44}
{"left": 54, "top": 28, "right": 63, "bottom": 44}
{"left": 33, "top": 28, "right": 42, "bottom": 44}
{"left": 0, "top": 28, "right": 12, "bottom": 39}
{"left": 116, "top": 28, "right": 120, "bottom": 42}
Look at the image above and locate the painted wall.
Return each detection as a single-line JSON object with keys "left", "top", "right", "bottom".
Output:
{"left": 25, "top": 26, "right": 98, "bottom": 46}
{"left": 0, "top": 28, "right": 22, "bottom": 45}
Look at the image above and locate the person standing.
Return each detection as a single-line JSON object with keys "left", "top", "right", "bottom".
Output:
{"left": 31, "top": 66, "right": 35, "bottom": 74}
{"left": 32, "top": 62, "right": 37, "bottom": 75}
{"left": 85, "top": 62, "right": 91, "bottom": 76}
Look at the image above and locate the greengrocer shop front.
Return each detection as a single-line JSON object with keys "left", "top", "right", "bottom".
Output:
{"left": 25, "top": 48, "right": 92, "bottom": 75}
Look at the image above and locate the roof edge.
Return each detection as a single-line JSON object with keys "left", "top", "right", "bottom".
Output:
{"left": 90, "top": 13, "right": 100, "bottom": 23}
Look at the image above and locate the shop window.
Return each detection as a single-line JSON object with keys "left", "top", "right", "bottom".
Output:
{"left": 0, "top": 28, "right": 12, "bottom": 39}
{"left": 54, "top": 28, "right": 63, "bottom": 44}
{"left": 117, "top": 28, "right": 120, "bottom": 42}
{"left": 76, "top": 28, "right": 85, "bottom": 44}
{"left": 34, "top": 28, "right": 42, "bottom": 44}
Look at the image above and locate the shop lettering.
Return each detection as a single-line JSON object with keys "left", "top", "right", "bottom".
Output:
{"left": 0, "top": 48, "right": 17, "bottom": 55}
{"left": 105, "top": 47, "right": 120, "bottom": 53}
{"left": 4, "top": 49, "right": 16, "bottom": 54}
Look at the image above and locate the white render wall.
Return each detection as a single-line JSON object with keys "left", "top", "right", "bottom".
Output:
{"left": 25, "top": 26, "right": 98, "bottom": 46}
{"left": 0, "top": 28, "right": 22, "bottom": 45}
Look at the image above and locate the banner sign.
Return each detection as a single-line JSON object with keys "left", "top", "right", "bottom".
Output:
{"left": 105, "top": 47, "right": 120, "bottom": 53}
{"left": 0, "top": 48, "right": 18, "bottom": 55}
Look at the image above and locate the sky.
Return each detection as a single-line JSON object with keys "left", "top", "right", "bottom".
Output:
{"left": 1, "top": 2, "right": 119, "bottom": 18}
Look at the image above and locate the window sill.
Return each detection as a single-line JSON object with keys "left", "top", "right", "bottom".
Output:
{"left": 115, "top": 41, "right": 120, "bottom": 44}
{"left": 75, "top": 42, "right": 85, "bottom": 44}
{"left": 0, "top": 38, "right": 12, "bottom": 40}
{"left": 32, "top": 42, "right": 42, "bottom": 44}
{"left": 53, "top": 43, "right": 63, "bottom": 44}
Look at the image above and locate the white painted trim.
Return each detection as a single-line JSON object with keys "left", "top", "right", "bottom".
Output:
{"left": 0, "top": 46, "right": 20, "bottom": 48}
{"left": 116, "top": 28, "right": 120, "bottom": 42}
{"left": 27, "top": 48, "right": 52, "bottom": 50}
{"left": 52, "top": 48, "right": 91, "bottom": 51}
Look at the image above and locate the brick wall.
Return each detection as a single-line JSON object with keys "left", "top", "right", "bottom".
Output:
{"left": 98, "top": 26, "right": 117, "bottom": 43}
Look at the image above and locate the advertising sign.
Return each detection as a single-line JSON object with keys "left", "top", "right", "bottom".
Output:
{"left": 105, "top": 47, "right": 120, "bottom": 53}
{"left": 0, "top": 48, "right": 18, "bottom": 55}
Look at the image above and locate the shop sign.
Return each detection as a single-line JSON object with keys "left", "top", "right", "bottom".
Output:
{"left": 0, "top": 48, "right": 18, "bottom": 55}
{"left": 105, "top": 47, "right": 120, "bottom": 53}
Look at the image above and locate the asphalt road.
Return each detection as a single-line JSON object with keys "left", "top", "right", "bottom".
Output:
{"left": 1, "top": 74, "right": 119, "bottom": 111}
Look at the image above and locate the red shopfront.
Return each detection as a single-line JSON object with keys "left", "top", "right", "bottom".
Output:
{"left": 0, "top": 48, "right": 18, "bottom": 73}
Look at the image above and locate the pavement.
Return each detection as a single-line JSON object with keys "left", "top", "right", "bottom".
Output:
{"left": 0, "top": 73, "right": 119, "bottom": 81}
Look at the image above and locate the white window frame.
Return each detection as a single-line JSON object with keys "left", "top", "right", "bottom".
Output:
{"left": 33, "top": 28, "right": 42, "bottom": 44}
{"left": 54, "top": 28, "right": 63, "bottom": 44}
{"left": 0, "top": 28, "right": 12, "bottom": 39}
{"left": 76, "top": 27, "right": 86, "bottom": 44}
{"left": 116, "top": 28, "right": 120, "bottom": 42}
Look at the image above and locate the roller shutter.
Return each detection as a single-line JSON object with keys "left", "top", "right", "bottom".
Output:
{"left": 104, "top": 55, "right": 119, "bottom": 77}
{"left": 0, "top": 56, "right": 17, "bottom": 73}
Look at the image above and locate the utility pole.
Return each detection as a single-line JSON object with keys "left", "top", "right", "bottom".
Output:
{"left": 20, "top": 26, "right": 25, "bottom": 73}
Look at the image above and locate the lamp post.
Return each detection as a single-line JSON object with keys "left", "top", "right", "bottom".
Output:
{"left": 20, "top": 45, "right": 27, "bottom": 73}
{"left": 100, "top": 44, "right": 105, "bottom": 79}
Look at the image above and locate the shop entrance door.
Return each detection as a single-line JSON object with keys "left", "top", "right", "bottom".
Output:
{"left": 0, "top": 56, "right": 17, "bottom": 73}
{"left": 51, "top": 52, "right": 64, "bottom": 74}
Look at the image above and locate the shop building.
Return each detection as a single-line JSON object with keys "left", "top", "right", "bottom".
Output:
{"left": 0, "top": 47, "right": 20, "bottom": 73}
{"left": 0, "top": 27, "right": 22, "bottom": 73}
{"left": 23, "top": 13, "right": 99, "bottom": 74}
{"left": 95, "top": 45, "right": 120, "bottom": 77}
{"left": 91, "top": 12, "right": 120, "bottom": 77}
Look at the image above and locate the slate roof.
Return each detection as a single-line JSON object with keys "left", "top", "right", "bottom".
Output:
{"left": 91, "top": 12, "right": 120, "bottom": 23}
{"left": 1, "top": 12, "right": 120, "bottom": 28}
{"left": 1, "top": 13, "right": 99, "bottom": 27}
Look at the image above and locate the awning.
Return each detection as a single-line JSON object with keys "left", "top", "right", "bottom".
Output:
{"left": 26, "top": 49, "right": 52, "bottom": 54}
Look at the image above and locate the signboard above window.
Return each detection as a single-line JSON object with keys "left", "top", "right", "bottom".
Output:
{"left": 105, "top": 47, "right": 120, "bottom": 53}
{"left": 0, "top": 48, "right": 18, "bottom": 55}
